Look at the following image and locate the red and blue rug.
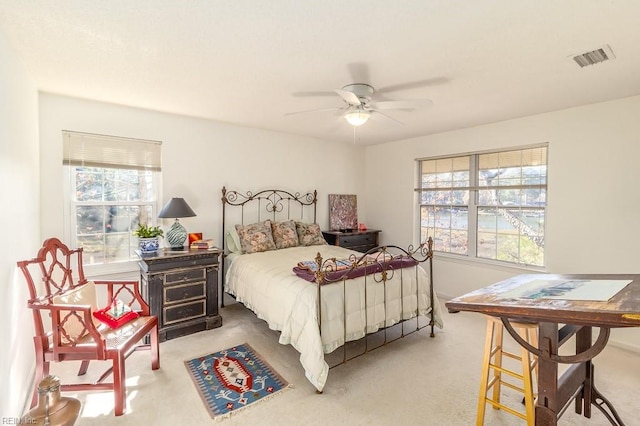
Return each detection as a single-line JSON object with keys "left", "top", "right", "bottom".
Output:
{"left": 184, "top": 343, "right": 291, "bottom": 420}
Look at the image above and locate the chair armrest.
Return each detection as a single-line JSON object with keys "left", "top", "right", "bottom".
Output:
{"left": 93, "top": 280, "right": 150, "bottom": 316}
{"left": 31, "top": 302, "right": 105, "bottom": 353}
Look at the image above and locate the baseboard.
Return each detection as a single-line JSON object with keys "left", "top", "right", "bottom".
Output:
{"left": 436, "top": 292, "right": 454, "bottom": 302}
{"left": 608, "top": 338, "right": 640, "bottom": 354}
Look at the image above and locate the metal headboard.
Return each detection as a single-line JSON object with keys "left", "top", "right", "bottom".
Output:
{"left": 220, "top": 186, "right": 318, "bottom": 305}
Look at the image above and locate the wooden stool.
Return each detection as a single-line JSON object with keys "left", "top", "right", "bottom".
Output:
{"left": 477, "top": 316, "right": 538, "bottom": 425}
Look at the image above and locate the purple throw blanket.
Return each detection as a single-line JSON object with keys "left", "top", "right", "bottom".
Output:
{"left": 293, "top": 256, "right": 418, "bottom": 283}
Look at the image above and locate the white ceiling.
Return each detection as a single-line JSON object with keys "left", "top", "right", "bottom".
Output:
{"left": 2, "top": 1, "right": 640, "bottom": 145}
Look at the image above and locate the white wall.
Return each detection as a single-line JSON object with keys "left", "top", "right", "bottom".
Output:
{"left": 0, "top": 31, "right": 40, "bottom": 417}
{"left": 365, "top": 95, "right": 640, "bottom": 351}
{"left": 39, "top": 94, "right": 366, "bottom": 265}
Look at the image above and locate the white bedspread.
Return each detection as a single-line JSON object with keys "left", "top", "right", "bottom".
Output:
{"left": 224, "top": 245, "right": 444, "bottom": 392}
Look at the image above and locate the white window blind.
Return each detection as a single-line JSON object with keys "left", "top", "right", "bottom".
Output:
{"left": 62, "top": 130, "right": 162, "bottom": 171}
{"left": 416, "top": 144, "right": 547, "bottom": 267}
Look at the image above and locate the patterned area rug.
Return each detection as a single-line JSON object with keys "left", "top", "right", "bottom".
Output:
{"left": 184, "top": 343, "right": 291, "bottom": 420}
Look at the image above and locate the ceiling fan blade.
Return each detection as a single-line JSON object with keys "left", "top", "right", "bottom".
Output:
{"left": 371, "top": 110, "right": 404, "bottom": 126}
{"left": 369, "top": 99, "right": 433, "bottom": 110}
{"left": 284, "top": 107, "right": 343, "bottom": 116}
{"left": 377, "top": 77, "right": 449, "bottom": 94}
{"left": 334, "top": 89, "right": 361, "bottom": 105}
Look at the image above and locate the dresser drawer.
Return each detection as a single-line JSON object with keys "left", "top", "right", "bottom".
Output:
{"left": 164, "top": 281, "right": 206, "bottom": 304}
{"left": 340, "top": 233, "right": 376, "bottom": 248}
{"left": 164, "top": 267, "right": 205, "bottom": 285}
{"left": 323, "top": 230, "right": 381, "bottom": 253}
{"left": 163, "top": 299, "right": 206, "bottom": 325}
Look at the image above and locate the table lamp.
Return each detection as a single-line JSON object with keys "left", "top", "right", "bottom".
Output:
{"left": 158, "top": 197, "right": 196, "bottom": 249}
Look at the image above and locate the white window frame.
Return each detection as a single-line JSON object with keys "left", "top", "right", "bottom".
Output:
{"left": 416, "top": 144, "right": 548, "bottom": 269}
{"left": 62, "top": 131, "right": 162, "bottom": 276}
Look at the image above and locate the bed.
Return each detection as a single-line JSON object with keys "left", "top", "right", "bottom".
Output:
{"left": 220, "top": 187, "right": 444, "bottom": 392}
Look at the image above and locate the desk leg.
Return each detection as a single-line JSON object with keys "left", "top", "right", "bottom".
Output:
{"left": 575, "top": 327, "right": 626, "bottom": 425}
{"left": 502, "top": 320, "right": 624, "bottom": 425}
{"left": 535, "top": 322, "right": 560, "bottom": 425}
{"left": 575, "top": 326, "right": 592, "bottom": 418}
{"left": 591, "top": 365, "right": 626, "bottom": 426}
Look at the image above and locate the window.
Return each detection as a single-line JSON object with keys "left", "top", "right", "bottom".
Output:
{"left": 418, "top": 145, "right": 547, "bottom": 267}
{"left": 63, "top": 131, "right": 162, "bottom": 271}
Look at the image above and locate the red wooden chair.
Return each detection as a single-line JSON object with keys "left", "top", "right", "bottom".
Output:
{"left": 17, "top": 237, "right": 160, "bottom": 416}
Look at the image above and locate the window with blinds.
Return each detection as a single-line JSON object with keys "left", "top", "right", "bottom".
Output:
{"left": 417, "top": 144, "right": 547, "bottom": 267}
{"left": 63, "top": 131, "right": 162, "bottom": 269}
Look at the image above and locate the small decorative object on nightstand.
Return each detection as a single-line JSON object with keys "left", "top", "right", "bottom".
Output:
{"left": 136, "top": 247, "right": 222, "bottom": 342}
{"left": 133, "top": 223, "right": 164, "bottom": 253}
{"left": 158, "top": 197, "right": 196, "bottom": 249}
{"left": 322, "top": 229, "right": 381, "bottom": 253}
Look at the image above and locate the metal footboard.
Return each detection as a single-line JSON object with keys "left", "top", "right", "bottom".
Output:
{"left": 314, "top": 237, "right": 435, "bottom": 368}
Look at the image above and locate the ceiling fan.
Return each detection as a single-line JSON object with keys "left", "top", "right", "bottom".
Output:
{"left": 286, "top": 82, "right": 434, "bottom": 127}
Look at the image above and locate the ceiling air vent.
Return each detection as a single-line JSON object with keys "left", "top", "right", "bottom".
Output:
{"left": 571, "top": 45, "right": 615, "bottom": 68}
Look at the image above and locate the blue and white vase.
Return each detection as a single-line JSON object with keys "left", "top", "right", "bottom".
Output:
{"left": 138, "top": 237, "right": 160, "bottom": 253}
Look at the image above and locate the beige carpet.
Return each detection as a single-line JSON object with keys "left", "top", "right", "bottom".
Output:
{"left": 47, "top": 297, "right": 640, "bottom": 425}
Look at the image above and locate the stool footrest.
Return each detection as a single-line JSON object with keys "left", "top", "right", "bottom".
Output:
{"left": 489, "top": 363, "right": 526, "bottom": 380}
{"left": 485, "top": 399, "right": 529, "bottom": 420}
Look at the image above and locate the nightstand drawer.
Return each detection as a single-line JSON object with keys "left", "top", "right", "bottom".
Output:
{"left": 164, "top": 299, "right": 206, "bottom": 325}
{"left": 340, "top": 234, "right": 376, "bottom": 247}
{"left": 323, "top": 230, "right": 381, "bottom": 253}
{"left": 164, "top": 281, "right": 206, "bottom": 304}
{"left": 165, "top": 268, "right": 205, "bottom": 285}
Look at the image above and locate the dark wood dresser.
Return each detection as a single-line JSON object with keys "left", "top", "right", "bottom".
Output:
{"left": 322, "top": 229, "right": 381, "bottom": 253}
{"left": 136, "top": 248, "right": 222, "bottom": 342}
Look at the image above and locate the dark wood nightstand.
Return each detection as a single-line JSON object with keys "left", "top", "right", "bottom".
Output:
{"left": 322, "top": 229, "right": 381, "bottom": 253}
{"left": 136, "top": 248, "right": 223, "bottom": 342}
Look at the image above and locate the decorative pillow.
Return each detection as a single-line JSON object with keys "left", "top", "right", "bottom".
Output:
{"left": 226, "top": 227, "right": 242, "bottom": 253}
{"left": 295, "top": 222, "right": 327, "bottom": 246}
{"left": 52, "top": 281, "right": 100, "bottom": 343}
{"left": 271, "top": 220, "right": 299, "bottom": 249}
{"left": 93, "top": 300, "right": 139, "bottom": 329}
{"left": 235, "top": 220, "right": 276, "bottom": 254}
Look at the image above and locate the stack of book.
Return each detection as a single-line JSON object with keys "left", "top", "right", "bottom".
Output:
{"left": 190, "top": 239, "right": 215, "bottom": 249}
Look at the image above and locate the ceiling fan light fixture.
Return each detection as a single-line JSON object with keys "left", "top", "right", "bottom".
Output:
{"left": 344, "top": 109, "right": 370, "bottom": 126}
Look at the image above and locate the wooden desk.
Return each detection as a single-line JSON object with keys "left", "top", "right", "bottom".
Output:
{"left": 445, "top": 273, "right": 640, "bottom": 426}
